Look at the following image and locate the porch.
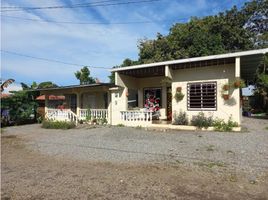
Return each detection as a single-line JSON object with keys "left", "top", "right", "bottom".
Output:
{"left": 38, "top": 83, "right": 113, "bottom": 124}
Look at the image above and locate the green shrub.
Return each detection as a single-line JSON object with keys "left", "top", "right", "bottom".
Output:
{"left": 42, "top": 120, "right": 76, "bottom": 129}
{"left": 213, "top": 117, "right": 238, "bottom": 132}
{"left": 173, "top": 111, "right": 188, "bottom": 125}
{"left": 117, "top": 123, "right": 124, "bottom": 127}
{"left": 191, "top": 112, "right": 213, "bottom": 129}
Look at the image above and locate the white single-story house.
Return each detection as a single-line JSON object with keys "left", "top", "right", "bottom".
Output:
{"left": 39, "top": 48, "right": 268, "bottom": 130}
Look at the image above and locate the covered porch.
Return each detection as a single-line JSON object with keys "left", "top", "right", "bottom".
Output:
{"left": 111, "top": 65, "right": 173, "bottom": 126}
{"left": 39, "top": 83, "right": 114, "bottom": 124}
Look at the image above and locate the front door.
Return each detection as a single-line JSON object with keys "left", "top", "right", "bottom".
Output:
{"left": 167, "top": 87, "right": 172, "bottom": 121}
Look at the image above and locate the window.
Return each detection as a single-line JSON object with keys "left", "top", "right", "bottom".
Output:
{"left": 187, "top": 82, "right": 217, "bottom": 110}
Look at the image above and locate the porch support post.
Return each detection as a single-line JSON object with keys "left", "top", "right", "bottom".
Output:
{"left": 76, "top": 92, "right": 81, "bottom": 117}
{"left": 165, "top": 65, "right": 173, "bottom": 79}
{"left": 162, "top": 86, "right": 167, "bottom": 119}
{"left": 138, "top": 89, "right": 143, "bottom": 108}
{"left": 235, "top": 57, "right": 241, "bottom": 77}
{"left": 235, "top": 57, "right": 241, "bottom": 125}
{"left": 107, "top": 91, "right": 111, "bottom": 124}
{"left": 44, "top": 94, "right": 49, "bottom": 118}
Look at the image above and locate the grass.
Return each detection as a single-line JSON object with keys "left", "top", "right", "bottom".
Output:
{"left": 116, "top": 124, "right": 125, "bottom": 127}
{"left": 265, "top": 127, "right": 268, "bottom": 131}
{"left": 206, "top": 145, "right": 215, "bottom": 152}
{"left": 42, "top": 120, "right": 76, "bottom": 129}
{"left": 195, "top": 161, "right": 226, "bottom": 168}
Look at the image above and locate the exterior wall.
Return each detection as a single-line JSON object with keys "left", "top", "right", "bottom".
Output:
{"left": 172, "top": 63, "right": 241, "bottom": 124}
{"left": 110, "top": 88, "right": 127, "bottom": 125}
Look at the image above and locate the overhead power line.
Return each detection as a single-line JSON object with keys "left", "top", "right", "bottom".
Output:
{"left": 1, "top": 15, "right": 188, "bottom": 25}
{"left": 1, "top": 50, "right": 111, "bottom": 69}
{"left": 0, "top": 0, "right": 160, "bottom": 12}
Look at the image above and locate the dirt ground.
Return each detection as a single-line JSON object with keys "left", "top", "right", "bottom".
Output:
{"left": 1, "top": 132, "right": 268, "bottom": 200}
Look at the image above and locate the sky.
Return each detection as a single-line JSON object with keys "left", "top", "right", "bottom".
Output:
{"left": 1, "top": 0, "right": 250, "bottom": 89}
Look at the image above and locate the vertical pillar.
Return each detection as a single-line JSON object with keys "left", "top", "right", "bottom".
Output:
{"left": 107, "top": 91, "right": 111, "bottom": 124}
{"left": 138, "top": 88, "right": 143, "bottom": 108}
{"left": 235, "top": 57, "right": 241, "bottom": 77}
{"left": 162, "top": 86, "right": 167, "bottom": 119}
{"left": 76, "top": 92, "right": 81, "bottom": 117}
{"left": 235, "top": 57, "right": 241, "bottom": 125}
{"left": 44, "top": 94, "right": 49, "bottom": 117}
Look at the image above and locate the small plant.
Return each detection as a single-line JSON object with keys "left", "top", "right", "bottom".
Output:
{"left": 37, "top": 116, "right": 43, "bottom": 124}
{"left": 117, "top": 123, "right": 125, "bottom": 127}
{"left": 42, "top": 120, "right": 75, "bottom": 129}
{"left": 85, "top": 108, "right": 92, "bottom": 121}
{"left": 222, "top": 94, "right": 230, "bottom": 100}
{"left": 233, "top": 78, "right": 246, "bottom": 89}
{"left": 206, "top": 145, "right": 215, "bottom": 152}
{"left": 176, "top": 87, "right": 182, "bottom": 92}
{"left": 174, "top": 91, "right": 184, "bottom": 102}
{"left": 99, "top": 117, "right": 108, "bottom": 125}
{"left": 222, "top": 84, "right": 229, "bottom": 91}
{"left": 173, "top": 111, "right": 188, "bottom": 125}
{"left": 191, "top": 112, "right": 213, "bottom": 129}
{"left": 213, "top": 117, "right": 238, "bottom": 132}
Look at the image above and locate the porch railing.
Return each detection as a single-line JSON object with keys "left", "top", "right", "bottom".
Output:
{"left": 120, "top": 110, "right": 153, "bottom": 124}
{"left": 46, "top": 109, "right": 78, "bottom": 124}
{"left": 79, "top": 109, "right": 108, "bottom": 120}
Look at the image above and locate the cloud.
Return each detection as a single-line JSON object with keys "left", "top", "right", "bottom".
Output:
{"left": 1, "top": 0, "right": 250, "bottom": 85}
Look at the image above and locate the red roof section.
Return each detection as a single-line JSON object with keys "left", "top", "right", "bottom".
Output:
{"left": 0, "top": 93, "right": 11, "bottom": 99}
{"left": 36, "top": 95, "right": 65, "bottom": 101}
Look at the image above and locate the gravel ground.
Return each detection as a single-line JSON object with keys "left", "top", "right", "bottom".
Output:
{"left": 2, "top": 117, "right": 268, "bottom": 199}
{"left": 3, "top": 117, "right": 268, "bottom": 174}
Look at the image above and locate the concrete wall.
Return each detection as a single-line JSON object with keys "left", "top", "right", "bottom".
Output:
{"left": 172, "top": 63, "right": 240, "bottom": 124}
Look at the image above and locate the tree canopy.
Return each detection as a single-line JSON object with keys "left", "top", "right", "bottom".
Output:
{"left": 75, "top": 66, "right": 96, "bottom": 85}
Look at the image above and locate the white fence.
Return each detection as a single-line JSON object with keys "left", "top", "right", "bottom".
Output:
{"left": 120, "top": 110, "right": 153, "bottom": 126}
{"left": 79, "top": 109, "right": 108, "bottom": 120}
{"left": 46, "top": 109, "right": 78, "bottom": 124}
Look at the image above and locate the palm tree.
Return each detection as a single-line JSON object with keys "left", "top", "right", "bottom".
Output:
{"left": 1, "top": 79, "right": 15, "bottom": 92}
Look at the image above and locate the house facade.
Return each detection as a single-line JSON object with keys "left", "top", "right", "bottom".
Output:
{"left": 40, "top": 49, "right": 268, "bottom": 129}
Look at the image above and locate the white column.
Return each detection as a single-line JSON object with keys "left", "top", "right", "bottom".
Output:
{"left": 235, "top": 57, "right": 241, "bottom": 125}
{"left": 76, "top": 92, "right": 81, "bottom": 117}
{"left": 235, "top": 57, "right": 240, "bottom": 78}
{"left": 165, "top": 65, "right": 173, "bottom": 79}
{"left": 107, "top": 91, "right": 111, "bottom": 124}
{"left": 162, "top": 86, "right": 167, "bottom": 119}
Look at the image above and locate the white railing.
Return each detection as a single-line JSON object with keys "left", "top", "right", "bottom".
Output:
{"left": 79, "top": 109, "right": 108, "bottom": 120}
{"left": 120, "top": 110, "right": 153, "bottom": 125}
{"left": 46, "top": 109, "right": 78, "bottom": 124}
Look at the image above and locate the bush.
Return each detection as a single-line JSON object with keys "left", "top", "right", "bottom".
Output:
{"left": 173, "top": 111, "right": 188, "bottom": 125}
{"left": 191, "top": 112, "right": 213, "bottom": 129}
{"left": 213, "top": 117, "right": 238, "bottom": 132}
{"left": 42, "top": 120, "right": 76, "bottom": 129}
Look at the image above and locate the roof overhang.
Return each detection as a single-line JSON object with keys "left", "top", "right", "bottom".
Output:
{"left": 111, "top": 48, "right": 268, "bottom": 72}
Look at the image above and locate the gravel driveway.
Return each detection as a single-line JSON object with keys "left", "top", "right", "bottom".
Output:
{"left": 4, "top": 117, "right": 268, "bottom": 174}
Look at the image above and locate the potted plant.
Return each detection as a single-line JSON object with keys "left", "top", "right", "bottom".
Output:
{"left": 174, "top": 91, "right": 184, "bottom": 102}
{"left": 176, "top": 87, "right": 182, "bottom": 92}
{"left": 222, "top": 84, "right": 229, "bottom": 91}
{"left": 222, "top": 94, "right": 230, "bottom": 100}
{"left": 233, "top": 78, "right": 245, "bottom": 89}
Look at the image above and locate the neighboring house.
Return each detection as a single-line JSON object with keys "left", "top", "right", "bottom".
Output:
{"left": 38, "top": 83, "right": 114, "bottom": 123}
{"left": 40, "top": 48, "right": 268, "bottom": 129}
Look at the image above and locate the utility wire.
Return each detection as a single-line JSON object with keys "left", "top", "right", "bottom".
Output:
{"left": 1, "top": 0, "right": 122, "bottom": 8}
{"left": 0, "top": 0, "right": 160, "bottom": 12}
{"left": 1, "top": 50, "right": 111, "bottom": 69}
{"left": 1, "top": 15, "right": 187, "bottom": 25}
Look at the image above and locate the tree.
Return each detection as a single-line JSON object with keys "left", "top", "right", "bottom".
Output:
{"left": 1, "top": 79, "right": 15, "bottom": 92}
{"left": 108, "top": 59, "right": 139, "bottom": 83}
{"left": 21, "top": 81, "right": 58, "bottom": 90}
{"left": 1, "top": 90, "right": 39, "bottom": 125}
{"left": 75, "top": 66, "right": 95, "bottom": 85}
